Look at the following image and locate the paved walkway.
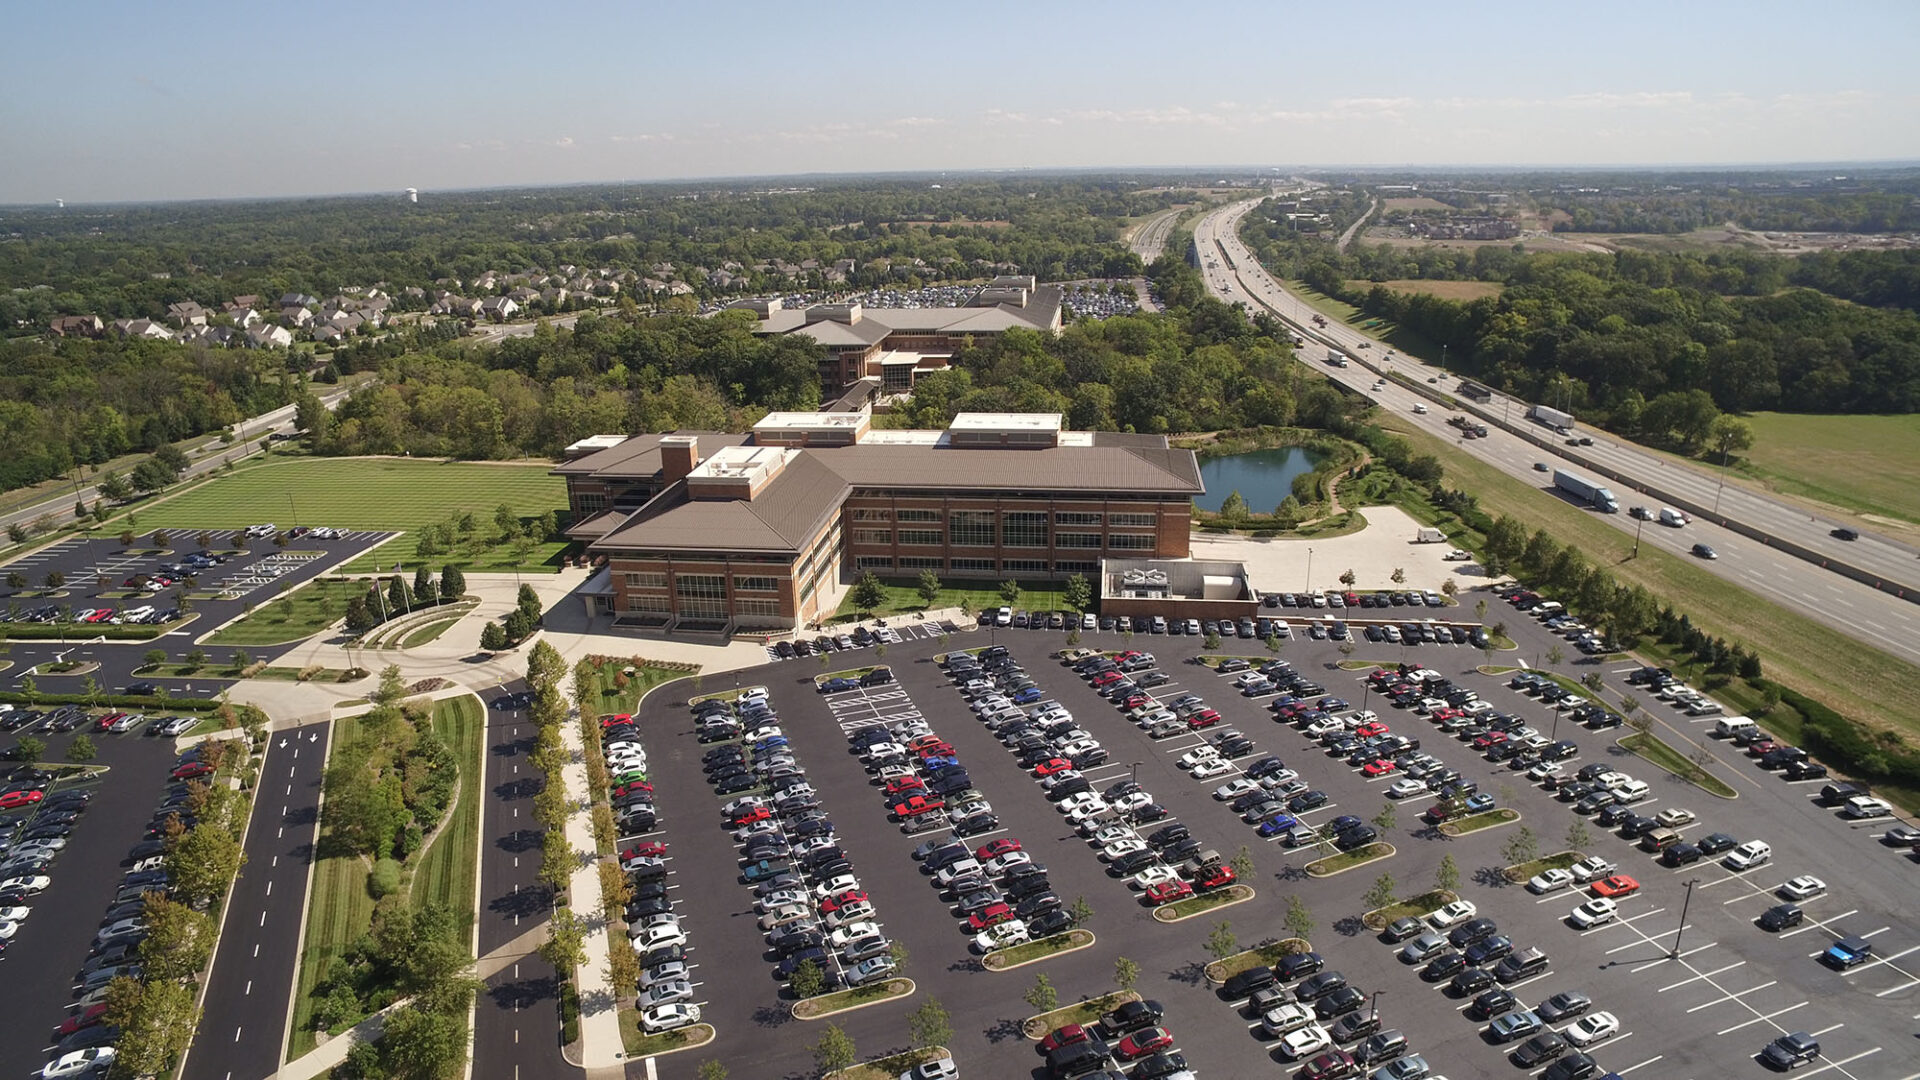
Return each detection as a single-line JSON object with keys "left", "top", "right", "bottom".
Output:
{"left": 272, "top": 1005, "right": 395, "bottom": 1080}
{"left": 558, "top": 705, "right": 626, "bottom": 1067}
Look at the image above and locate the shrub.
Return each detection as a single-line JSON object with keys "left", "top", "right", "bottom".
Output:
{"left": 368, "top": 858, "right": 402, "bottom": 898}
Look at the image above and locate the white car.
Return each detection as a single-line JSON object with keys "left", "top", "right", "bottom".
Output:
{"left": 1214, "top": 779, "right": 1260, "bottom": 801}
{"left": 1655, "top": 807, "right": 1697, "bottom": 828}
{"left": 0, "top": 875, "right": 50, "bottom": 894}
{"left": 0, "top": 920, "right": 17, "bottom": 941}
{"left": 1260, "top": 1002, "right": 1318, "bottom": 1036}
{"left": 632, "top": 923, "right": 686, "bottom": 952}
{"left": 1091, "top": 825, "right": 1138, "bottom": 847}
{"left": 755, "top": 890, "right": 808, "bottom": 915}
{"left": 1568, "top": 897, "right": 1617, "bottom": 930}
{"left": 1189, "top": 759, "right": 1234, "bottom": 780}
{"left": 1279, "top": 1023, "right": 1333, "bottom": 1059}
{"left": 639, "top": 1002, "right": 701, "bottom": 1033}
{"left": 1565, "top": 1011, "right": 1621, "bottom": 1047}
{"left": 974, "top": 921, "right": 1031, "bottom": 953}
{"left": 1056, "top": 792, "right": 1104, "bottom": 815}
{"left": 722, "top": 797, "right": 766, "bottom": 817}
{"left": 1132, "top": 866, "right": 1181, "bottom": 891}
{"left": 1527, "top": 868, "right": 1575, "bottom": 895}
{"left": 1063, "top": 802, "right": 1113, "bottom": 826}
{"left": 1843, "top": 796, "right": 1894, "bottom": 820}
{"left": 1387, "top": 779, "right": 1428, "bottom": 800}
{"left": 42, "top": 1049, "right": 115, "bottom": 1079}
{"left": 641, "top": 961, "right": 689, "bottom": 989}
{"left": 1112, "top": 790, "right": 1156, "bottom": 814}
{"left": 1101, "top": 838, "right": 1149, "bottom": 862}
{"left": 1568, "top": 856, "right": 1616, "bottom": 883}
{"left": 1780, "top": 876, "right": 1826, "bottom": 901}
{"left": 0, "top": 905, "right": 28, "bottom": 922}
{"left": 830, "top": 921, "right": 881, "bottom": 948}
{"left": 1426, "top": 900, "right": 1477, "bottom": 930}
{"left": 815, "top": 874, "right": 863, "bottom": 898}
{"left": 1177, "top": 747, "right": 1221, "bottom": 770}
{"left": 1040, "top": 770, "right": 1084, "bottom": 791}
{"left": 825, "top": 902, "right": 876, "bottom": 929}
{"left": 985, "top": 851, "right": 1032, "bottom": 875}
{"left": 1724, "top": 840, "right": 1772, "bottom": 871}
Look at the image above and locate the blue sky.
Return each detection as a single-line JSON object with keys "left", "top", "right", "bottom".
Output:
{"left": 4, "top": 0, "right": 1917, "bottom": 202}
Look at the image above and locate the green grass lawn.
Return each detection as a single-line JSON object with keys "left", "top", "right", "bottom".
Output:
{"left": 399, "top": 615, "right": 464, "bottom": 649}
{"left": 132, "top": 457, "right": 570, "bottom": 572}
{"left": 1381, "top": 418, "right": 1920, "bottom": 741}
{"left": 1620, "top": 731, "right": 1737, "bottom": 799}
{"left": 831, "top": 578, "right": 1070, "bottom": 621}
{"left": 289, "top": 711, "right": 379, "bottom": 1057}
{"left": 206, "top": 578, "right": 370, "bottom": 646}
{"left": 410, "top": 694, "right": 483, "bottom": 924}
{"left": 585, "top": 660, "right": 691, "bottom": 715}
{"left": 1735, "top": 412, "right": 1920, "bottom": 525}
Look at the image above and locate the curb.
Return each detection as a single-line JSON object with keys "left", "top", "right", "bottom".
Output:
{"left": 791, "top": 978, "right": 916, "bottom": 1021}
{"left": 982, "top": 930, "right": 1096, "bottom": 972}
{"left": 1151, "top": 885, "right": 1256, "bottom": 923}
{"left": 624, "top": 1022, "right": 716, "bottom": 1062}
{"left": 1305, "top": 842, "right": 1397, "bottom": 878}
{"left": 1021, "top": 992, "right": 1140, "bottom": 1040}
{"left": 1437, "top": 810, "right": 1521, "bottom": 838}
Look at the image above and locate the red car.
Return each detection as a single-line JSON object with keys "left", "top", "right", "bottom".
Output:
{"left": 1472, "top": 732, "right": 1508, "bottom": 750}
{"left": 0, "top": 789, "right": 44, "bottom": 810}
{"left": 1144, "top": 880, "right": 1192, "bottom": 906}
{"left": 55, "top": 1003, "right": 110, "bottom": 1036}
{"left": 883, "top": 777, "right": 926, "bottom": 796}
{"left": 967, "top": 904, "right": 1015, "bottom": 931}
{"left": 170, "top": 762, "right": 213, "bottom": 781}
{"left": 730, "top": 807, "right": 771, "bottom": 827}
{"left": 600, "top": 713, "right": 633, "bottom": 728}
{"left": 1038, "top": 1024, "right": 1092, "bottom": 1054}
{"left": 1422, "top": 802, "right": 1460, "bottom": 824}
{"left": 1361, "top": 759, "right": 1397, "bottom": 777}
{"left": 1428, "top": 707, "right": 1461, "bottom": 724}
{"left": 1186, "top": 710, "right": 1222, "bottom": 730}
{"left": 1090, "top": 671, "right": 1125, "bottom": 687}
{"left": 85, "top": 608, "right": 115, "bottom": 623}
{"left": 1302, "top": 1049, "right": 1359, "bottom": 1080}
{"left": 1745, "top": 739, "right": 1778, "bottom": 758}
{"left": 613, "top": 780, "right": 654, "bottom": 798}
{"left": 890, "top": 795, "right": 943, "bottom": 818}
{"left": 975, "top": 838, "right": 1022, "bottom": 861}
{"left": 1121, "top": 693, "right": 1153, "bottom": 711}
{"left": 1591, "top": 874, "right": 1641, "bottom": 899}
{"left": 1194, "top": 864, "right": 1236, "bottom": 890}
{"left": 1354, "top": 722, "right": 1389, "bottom": 739}
{"left": 915, "top": 741, "right": 955, "bottom": 758}
{"left": 908, "top": 734, "right": 946, "bottom": 752}
{"left": 1032, "top": 758, "right": 1075, "bottom": 778}
{"left": 621, "top": 841, "right": 666, "bottom": 860}
{"left": 95, "top": 713, "right": 127, "bottom": 732}
{"left": 819, "top": 890, "right": 868, "bottom": 913}
{"left": 1117, "top": 1026, "right": 1174, "bottom": 1060}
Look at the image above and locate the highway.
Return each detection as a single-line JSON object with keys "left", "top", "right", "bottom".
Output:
{"left": 1193, "top": 197, "right": 1920, "bottom": 668}
{"left": 1127, "top": 206, "right": 1183, "bottom": 265}
{"left": 179, "top": 721, "right": 332, "bottom": 1080}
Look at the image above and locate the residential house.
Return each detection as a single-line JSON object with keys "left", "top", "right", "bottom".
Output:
{"left": 282, "top": 306, "right": 315, "bottom": 329}
{"left": 166, "top": 300, "right": 210, "bottom": 328}
{"left": 478, "top": 296, "right": 519, "bottom": 321}
{"left": 114, "top": 318, "right": 174, "bottom": 341}
{"left": 49, "top": 314, "right": 104, "bottom": 338}
{"left": 247, "top": 323, "right": 294, "bottom": 349}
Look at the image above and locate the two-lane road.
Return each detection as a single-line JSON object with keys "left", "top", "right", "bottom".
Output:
{"left": 1193, "top": 198, "right": 1920, "bottom": 667}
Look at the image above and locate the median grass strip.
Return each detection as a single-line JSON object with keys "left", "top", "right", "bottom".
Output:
{"left": 826, "top": 1048, "right": 951, "bottom": 1080}
{"left": 1360, "top": 889, "right": 1458, "bottom": 932}
{"left": 791, "top": 977, "right": 915, "bottom": 1020}
{"left": 619, "top": 1020, "right": 715, "bottom": 1060}
{"left": 1437, "top": 809, "right": 1520, "bottom": 836}
{"left": 1305, "top": 842, "right": 1395, "bottom": 877}
{"left": 398, "top": 616, "right": 463, "bottom": 649}
{"left": 1021, "top": 991, "right": 1137, "bottom": 1039}
{"left": 409, "top": 695, "right": 483, "bottom": 924}
{"left": 1202, "top": 937, "right": 1311, "bottom": 982}
{"left": 1151, "top": 884, "right": 1255, "bottom": 922}
{"left": 1620, "top": 732, "right": 1738, "bottom": 798}
{"left": 1504, "top": 851, "right": 1584, "bottom": 884}
{"left": 981, "top": 929, "right": 1094, "bottom": 971}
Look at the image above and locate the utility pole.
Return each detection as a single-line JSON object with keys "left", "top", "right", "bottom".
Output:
{"left": 1370, "top": 989, "right": 1385, "bottom": 1021}
{"left": 1670, "top": 878, "right": 1701, "bottom": 959}
{"left": 1130, "top": 761, "right": 1142, "bottom": 787}
{"left": 1305, "top": 547, "right": 1314, "bottom": 595}
{"left": 1632, "top": 513, "right": 1645, "bottom": 559}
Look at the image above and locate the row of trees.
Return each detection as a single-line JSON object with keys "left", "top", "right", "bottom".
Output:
{"left": 479, "top": 583, "right": 545, "bottom": 652}
{"left": 319, "top": 667, "right": 459, "bottom": 863}
{"left": 343, "top": 566, "right": 468, "bottom": 636}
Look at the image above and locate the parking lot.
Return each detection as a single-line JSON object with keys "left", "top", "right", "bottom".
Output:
{"left": 632, "top": 583, "right": 1917, "bottom": 1079}
{"left": 1, "top": 530, "right": 395, "bottom": 700}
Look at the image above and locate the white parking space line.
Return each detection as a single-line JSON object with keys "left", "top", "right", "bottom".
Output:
{"left": 1779, "top": 909, "right": 1858, "bottom": 939}
{"left": 1714, "top": 1001, "right": 1808, "bottom": 1036}
{"left": 1659, "top": 961, "right": 1746, "bottom": 992}
{"left": 1686, "top": 980, "right": 1777, "bottom": 1012}
{"left": 1792, "top": 1048, "right": 1881, "bottom": 1080}
{"left": 1614, "top": 1055, "right": 1662, "bottom": 1075}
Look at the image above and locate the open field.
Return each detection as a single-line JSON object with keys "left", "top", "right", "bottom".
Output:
{"left": 1380, "top": 418, "right": 1920, "bottom": 742}
{"left": 133, "top": 457, "right": 569, "bottom": 572}
{"left": 1348, "top": 279, "right": 1502, "bottom": 302}
{"left": 410, "top": 694, "right": 483, "bottom": 922}
{"left": 1381, "top": 197, "right": 1454, "bottom": 212}
{"left": 1283, "top": 280, "right": 1446, "bottom": 359}
{"left": 206, "top": 578, "right": 371, "bottom": 645}
{"left": 1733, "top": 412, "right": 1920, "bottom": 526}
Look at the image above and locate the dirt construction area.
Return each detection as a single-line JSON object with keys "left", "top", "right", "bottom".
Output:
{"left": 1189, "top": 504, "right": 1490, "bottom": 594}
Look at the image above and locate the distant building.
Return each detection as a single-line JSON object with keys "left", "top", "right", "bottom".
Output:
{"left": 1407, "top": 215, "right": 1519, "bottom": 241}
{"left": 49, "top": 314, "right": 103, "bottom": 338}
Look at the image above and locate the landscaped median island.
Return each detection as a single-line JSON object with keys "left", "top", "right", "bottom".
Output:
{"left": 1305, "top": 842, "right": 1395, "bottom": 877}
{"left": 1021, "top": 991, "right": 1139, "bottom": 1039}
{"left": 1151, "top": 883, "right": 1255, "bottom": 922}
{"left": 1437, "top": 809, "right": 1520, "bottom": 836}
{"left": 1503, "top": 851, "right": 1584, "bottom": 885}
{"left": 826, "top": 1047, "right": 952, "bottom": 1080}
{"left": 1360, "top": 889, "right": 1459, "bottom": 932}
{"left": 1202, "top": 937, "right": 1311, "bottom": 982}
{"left": 620, "top": 1022, "right": 715, "bottom": 1060}
{"left": 1620, "top": 731, "right": 1739, "bottom": 798}
{"left": 791, "top": 977, "right": 916, "bottom": 1020}
{"left": 982, "top": 929, "right": 1095, "bottom": 971}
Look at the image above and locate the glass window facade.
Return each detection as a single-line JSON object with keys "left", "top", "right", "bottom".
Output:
{"left": 896, "top": 509, "right": 940, "bottom": 522}
{"left": 898, "top": 529, "right": 943, "bottom": 546}
{"left": 1001, "top": 559, "right": 1046, "bottom": 573}
{"left": 1003, "top": 511, "right": 1048, "bottom": 548}
{"left": 851, "top": 529, "right": 892, "bottom": 545}
{"left": 674, "top": 574, "right": 728, "bottom": 620}
{"left": 1055, "top": 532, "right": 1103, "bottom": 548}
{"left": 624, "top": 572, "right": 667, "bottom": 589}
{"left": 1109, "top": 512, "right": 1156, "bottom": 527}
{"left": 856, "top": 555, "right": 894, "bottom": 570}
{"left": 1108, "top": 534, "right": 1156, "bottom": 550}
{"left": 733, "top": 576, "right": 778, "bottom": 593}
{"left": 949, "top": 557, "right": 994, "bottom": 572}
{"left": 1054, "top": 511, "right": 1102, "bottom": 526}
{"left": 949, "top": 511, "right": 995, "bottom": 547}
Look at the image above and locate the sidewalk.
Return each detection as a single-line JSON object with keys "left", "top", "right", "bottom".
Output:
{"left": 271, "top": 1004, "right": 395, "bottom": 1080}
{"left": 558, "top": 704, "right": 626, "bottom": 1067}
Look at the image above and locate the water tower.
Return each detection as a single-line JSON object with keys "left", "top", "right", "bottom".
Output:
{"left": 405, "top": 188, "right": 418, "bottom": 203}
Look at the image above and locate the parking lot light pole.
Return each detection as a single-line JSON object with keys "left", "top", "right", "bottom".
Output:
{"left": 1131, "top": 760, "right": 1142, "bottom": 786}
{"left": 1371, "top": 989, "right": 1384, "bottom": 1020}
{"left": 1670, "top": 877, "right": 1701, "bottom": 958}
{"left": 1631, "top": 513, "right": 1645, "bottom": 559}
{"left": 1305, "top": 547, "right": 1314, "bottom": 594}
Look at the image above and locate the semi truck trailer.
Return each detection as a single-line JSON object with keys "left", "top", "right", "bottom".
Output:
{"left": 1553, "top": 468, "right": 1619, "bottom": 513}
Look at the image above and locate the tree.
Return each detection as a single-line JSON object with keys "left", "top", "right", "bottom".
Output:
{"left": 812, "top": 1025, "right": 856, "bottom": 1075}
{"left": 98, "top": 470, "right": 133, "bottom": 501}
{"left": 915, "top": 568, "right": 943, "bottom": 608}
{"left": 440, "top": 565, "right": 466, "bottom": 600}
{"left": 789, "top": 957, "right": 825, "bottom": 999}
{"left": 345, "top": 596, "right": 378, "bottom": 634}
{"left": 1502, "top": 825, "right": 1540, "bottom": 867}
{"left": 387, "top": 575, "right": 413, "bottom": 615}
{"left": 1203, "top": 630, "right": 1221, "bottom": 651}
{"left": 908, "top": 996, "right": 953, "bottom": 1050}
{"left": 1284, "top": 894, "right": 1315, "bottom": 940}
{"left": 1707, "top": 413, "right": 1755, "bottom": 462}
{"left": 412, "top": 566, "right": 438, "bottom": 606}
{"left": 1475, "top": 598, "right": 1488, "bottom": 621}
{"left": 1219, "top": 490, "right": 1247, "bottom": 522}
{"left": 1339, "top": 569, "right": 1357, "bottom": 588}
{"left": 44, "top": 570, "right": 63, "bottom": 590}
{"left": 142, "top": 648, "right": 167, "bottom": 671}
{"left": 849, "top": 571, "right": 888, "bottom": 615}
{"left": 1565, "top": 819, "right": 1593, "bottom": 851}
{"left": 185, "top": 647, "right": 209, "bottom": 670}
{"left": 1545, "top": 643, "right": 1565, "bottom": 669}
{"left": 165, "top": 821, "right": 246, "bottom": 906}
{"left": 1442, "top": 578, "right": 1459, "bottom": 602}
{"left": 1114, "top": 955, "right": 1140, "bottom": 992}
{"left": 1230, "top": 845, "right": 1256, "bottom": 880}
{"left": 697, "top": 1062, "right": 729, "bottom": 1080}
{"left": 1205, "top": 920, "right": 1238, "bottom": 960}
{"left": 504, "top": 609, "right": 535, "bottom": 644}
{"left": 1063, "top": 572, "right": 1092, "bottom": 613}
{"left": 1372, "top": 802, "right": 1397, "bottom": 831}
{"left": 1363, "top": 873, "right": 1397, "bottom": 911}
{"left": 1435, "top": 853, "right": 1460, "bottom": 893}
{"left": 1390, "top": 567, "right": 1406, "bottom": 585}
{"left": 1023, "top": 971, "right": 1058, "bottom": 1013}
{"left": 137, "top": 892, "right": 216, "bottom": 981}
{"left": 378, "top": 1003, "right": 469, "bottom": 1080}
{"left": 5, "top": 571, "right": 23, "bottom": 590}
{"left": 538, "top": 907, "right": 587, "bottom": 974}
{"left": 104, "top": 976, "right": 198, "bottom": 1080}
{"left": 131, "top": 457, "right": 176, "bottom": 494}
{"left": 1068, "top": 895, "right": 1095, "bottom": 926}
{"left": 516, "top": 582, "right": 542, "bottom": 622}
{"left": 66, "top": 734, "right": 96, "bottom": 762}
{"left": 998, "top": 578, "right": 1023, "bottom": 607}
{"left": 12, "top": 735, "right": 42, "bottom": 764}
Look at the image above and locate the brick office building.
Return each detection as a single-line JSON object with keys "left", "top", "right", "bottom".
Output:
{"left": 555, "top": 411, "right": 1203, "bottom": 635}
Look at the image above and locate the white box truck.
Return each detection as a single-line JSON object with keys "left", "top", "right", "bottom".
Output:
{"left": 1415, "top": 527, "right": 1445, "bottom": 543}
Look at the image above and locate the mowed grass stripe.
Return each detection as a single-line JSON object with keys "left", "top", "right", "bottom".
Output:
{"left": 288, "top": 703, "right": 375, "bottom": 1057}
{"left": 411, "top": 694, "right": 483, "bottom": 927}
{"left": 139, "top": 457, "right": 566, "bottom": 531}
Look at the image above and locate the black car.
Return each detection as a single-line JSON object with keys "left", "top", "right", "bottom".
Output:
{"left": 1219, "top": 965, "right": 1277, "bottom": 1000}
{"left": 1536, "top": 991, "right": 1591, "bottom": 1022}
{"left": 1662, "top": 842, "right": 1703, "bottom": 867}
{"left": 1027, "top": 909, "right": 1075, "bottom": 937}
{"left": 1760, "top": 1032, "right": 1822, "bottom": 1070}
{"left": 1421, "top": 952, "right": 1468, "bottom": 981}
{"left": 1512, "top": 1032, "right": 1568, "bottom": 1067}
{"left": 1541, "top": 1053, "right": 1601, "bottom": 1080}
{"left": 1696, "top": 832, "right": 1739, "bottom": 855}
{"left": 1759, "top": 902, "right": 1804, "bottom": 931}
{"left": 1448, "top": 918, "right": 1498, "bottom": 949}
{"left": 1471, "top": 988, "right": 1517, "bottom": 1018}
{"left": 1449, "top": 968, "right": 1495, "bottom": 995}
{"left": 1100, "top": 998, "right": 1165, "bottom": 1036}
{"left": 1276, "top": 951, "right": 1325, "bottom": 981}
{"left": 1294, "top": 970, "right": 1349, "bottom": 1000}
{"left": 1131, "top": 1051, "right": 1191, "bottom": 1080}
{"left": 1147, "top": 824, "right": 1191, "bottom": 849}
{"left": 1289, "top": 790, "right": 1329, "bottom": 813}
{"left": 1314, "top": 985, "right": 1367, "bottom": 1019}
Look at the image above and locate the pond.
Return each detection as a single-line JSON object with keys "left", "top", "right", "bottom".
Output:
{"left": 1194, "top": 447, "right": 1327, "bottom": 513}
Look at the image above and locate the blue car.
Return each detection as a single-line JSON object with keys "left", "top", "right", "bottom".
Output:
{"left": 1321, "top": 698, "right": 1350, "bottom": 711}
{"left": 753, "top": 736, "right": 789, "bottom": 751}
{"left": 819, "top": 677, "right": 859, "bottom": 693}
{"left": 1256, "top": 812, "right": 1299, "bottom": 838}
{"left": 1463, "top": 793, "right": 1497, "bottom": 814}
{"left": 1012, "top": 687, "right": 1044, "bottom": 705}
{"left": 921, "top": 756, "right": 962, "bottom": 773}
